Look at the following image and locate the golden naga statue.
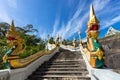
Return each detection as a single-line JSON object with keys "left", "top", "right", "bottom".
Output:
{"left": 3, "top": 20, "right": 25, "bottom": 68}
{"left": 6, "top": 20, "right": 24, "bottom": 55}
{"left": 3, "top": 20, "right": 56, "bottom": 69}
{"left": 73, "top": 37, "right": 77, "bottom": 48}
{"left": 55, "top": 35, "right": 60, "bottom": 47}
{"left": 80, "top": 5, "right": 105, "bottom": 68}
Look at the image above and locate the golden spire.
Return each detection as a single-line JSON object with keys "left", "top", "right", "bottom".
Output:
{"left": 7, "top": 20, "right": 19, "bottom": 36}
{"left": 10, "top": 20, "right": 16, "bottom": 32}
{"left": 88, "top": 4, "right": 99, "bottom": 27}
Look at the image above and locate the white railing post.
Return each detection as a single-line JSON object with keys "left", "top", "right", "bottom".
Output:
{"left": 0, "top": 69, "right": 10, "bottom": 80}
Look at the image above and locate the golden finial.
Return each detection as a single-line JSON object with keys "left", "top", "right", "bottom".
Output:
{"left": 6, "top": 20, "right": 20, "bottom": 41}
{"left": 7, "top": 20, "right": 18, "bottom": 35}
{"left": 88, "top": 4, "right": 99, "bottom": 27}
{"left": 7, "top": 20, "right": 15, "bottom": 34}
{"left": 11, "top": 20, "right": 15, "bottom": 31}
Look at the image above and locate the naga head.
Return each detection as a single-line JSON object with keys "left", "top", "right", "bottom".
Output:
{"left": 6, "top": 20, "right": 24, "bottom": 47}
{"left": 86, "top": 5, "right": 99, "bottom": 40}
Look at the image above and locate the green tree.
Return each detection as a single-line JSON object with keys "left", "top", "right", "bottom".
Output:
{"left": 62, "top": 39, "right": 67, "bottom": 45}
{"left": 0, "top": 22, "right": 10, "bottom": 36}
{"left": 49, "top": 37, "right": 55, "bottom": 44}
{"left": 23, "top": 24, "right": 38, "bottom": 33}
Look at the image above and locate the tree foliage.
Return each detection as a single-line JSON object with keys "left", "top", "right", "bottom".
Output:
{"left": 48, "top": 37, "right": 55, "bottom": 44}
{"left": 0, "top": 22, "right": 10, "bottom": 36}
{"left": 62, "top": 39, "right": 72, "bottom": 45}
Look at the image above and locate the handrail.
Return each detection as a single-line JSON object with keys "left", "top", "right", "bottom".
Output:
{"left": 0, "top": 69, "right": 10, "bottom": 80}
{"left": 0, "top": 46, "right": 59, "bottom": 80}
{"left": 80, "top": 46, "right": 120, "bottom": 80}
{"left": 61, "top": 45, "right": 120, "bottom": 80}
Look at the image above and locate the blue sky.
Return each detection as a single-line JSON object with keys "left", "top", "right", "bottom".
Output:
{"left": 0, "top": 0, "right": 120, "bottom": 40}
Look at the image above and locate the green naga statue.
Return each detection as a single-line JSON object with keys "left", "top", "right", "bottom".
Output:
{"left": 80, "top": 5, "right": 105, "bottom": 68}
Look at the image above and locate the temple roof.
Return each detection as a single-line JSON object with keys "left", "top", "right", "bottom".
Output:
{"left": 105, "top": 26, "right": 120, "bottom": 36}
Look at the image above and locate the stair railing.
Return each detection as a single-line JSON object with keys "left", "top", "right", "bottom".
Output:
{"left": 60, "top": 45, "right": 120, "bottom": 80}
{"left": 80, "top": 46, "right": 120, "bottom": 80}
{"left": 0, "top": 44, "right": 59, "bottom": 80}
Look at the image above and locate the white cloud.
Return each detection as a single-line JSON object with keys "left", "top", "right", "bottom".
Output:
{"left": 103, "top": 15, "right": 120, "bottom": 29}
{"left": 39, "top": 32, "right": 48, "bottom": 40}
{"left": 57, "top": 23, "right": 65, "bottom": 40}
{"left": 56, "top": 0, "right": 119, "bottom": 39}
{"left": 93, "top": 0, "right": 120, "bottom": 30}
{"left": 0, "top": 9, "right": 11, "bottom": 23}
{"left": 52, "top": 18, "right": 59, "bottom": 37}
{"left": 7, "top": 0, "right": 17, "bottom": 8}
{"left": 0, "top": 0, "right": 18, "bottom": 23}
{"left": 37, "top": 26, "right": 49, "bottom": 39}
{"left": 49, "top": 0, "right": 120, "bottom": 39}
{"left": 93, "top": 0, "right": 110, "bottom": 11}
{"left": 56, "top": 1, "right": 88, "bottom": 39}
{"left": 0, "top": 2, "right": 11, "bottom": 23}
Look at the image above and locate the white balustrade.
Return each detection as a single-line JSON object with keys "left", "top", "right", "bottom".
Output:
{"left": 0, "top": 69, "right": 10, "bottom": 80}
{"left": 80, "top": 46, "right": 120, "bottom": 80}
{"left": 0, "top": 45, "right": 59, "bottom": 80}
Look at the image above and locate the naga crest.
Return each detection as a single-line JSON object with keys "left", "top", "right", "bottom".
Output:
{"left": 6, "top": 20, "right": 24, "bottom": 55}
{"left": 80, "top": 4, "right": 105, "bottom": 68}
{"left": 86, "top": 5, "right": 99, "bottom": 40}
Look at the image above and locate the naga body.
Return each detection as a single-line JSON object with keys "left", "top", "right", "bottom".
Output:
{"left": 3, "top": 20, "right": 25, "bottom": 68}
{"left": 3, "top": 20, "right": 56, "bottom": 68}
{"left": 80, "top": 5, "right": 105, "bottom": 68}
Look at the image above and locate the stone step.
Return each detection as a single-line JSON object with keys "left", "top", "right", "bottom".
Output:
{"left": 32, "top": 71, "right": 89, "bottom": 77}
{"left": 28, "top": 75, "right": 90, "bottom": 80}
{"left": 33, "top": 71, "right": 89, "bottom": 75}
{"left": 37, "top": 68, "right": 87, "bottom": 71}
{"left": 39, "top": 65, "right": 83, "bottom": 68}
{"left": 47, "top": 60, "right": 84, "bottom": 62}
{"left": 26, "top": 49, "right": 91, "bottom": 80}
{"left": 42, "top": 63, "right": 85, "bottom": 66}
{"left": 44, "top": 61, "right": 84, "bottom": 64}
{"left": 43, "top": 63, "right": 82, "bottom": 65}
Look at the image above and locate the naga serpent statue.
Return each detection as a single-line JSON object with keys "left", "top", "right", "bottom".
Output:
{"left": 73, "top": 37, "right": 77, "bottom": 48}
{"left": 3, "top": 20, "right": 25, "bottom": 68}
{"left": 80, "top": 5, "right": 105, "bottom": 68}
{"left": 3, "top": 20, "right": 56, "bottom": 68}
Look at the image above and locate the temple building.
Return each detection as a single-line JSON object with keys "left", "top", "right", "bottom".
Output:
{"left": 105, "top": 26, "right": 120, "bottom": 36}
